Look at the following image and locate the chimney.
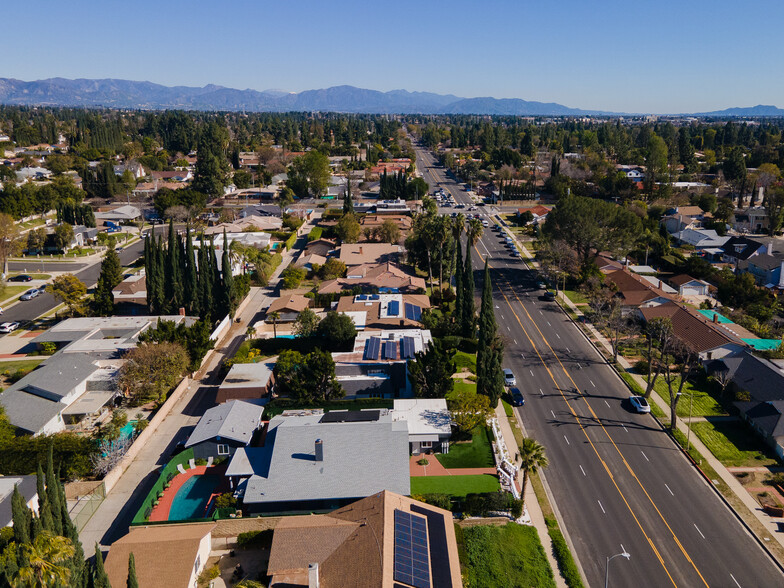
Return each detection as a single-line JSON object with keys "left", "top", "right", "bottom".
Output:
{"left": 767, "top": 241, "right": 773, "bottom": 255}
{"left": 713, "top": 313, "right": 718, "bottom": 323}
{"left": 658, "top": 280, "right": 663, "bottom": 289}
{"left": 779, "top": 261, "right": 784, "bottom": 290}
{"left": 359, "top": 246, "right": 363, "bottom": 255}
{"left": 179, "top": 307, "right": 186, "bottom": 316}
{"left": 315, "top": 439, "right": 323, "bottom": 462}
{"left": 308, "top": 563, "right": 320, "bottom": 588}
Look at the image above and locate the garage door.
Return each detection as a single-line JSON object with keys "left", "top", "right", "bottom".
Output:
{"left": 682, "top": 286, "right": 701, "bottom": 297}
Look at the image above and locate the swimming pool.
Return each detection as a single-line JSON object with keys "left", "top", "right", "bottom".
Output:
{"left": 169, "top": 475, "right": 220, "bottom": 521}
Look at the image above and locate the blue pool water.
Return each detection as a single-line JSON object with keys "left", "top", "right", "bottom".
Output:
{"left": 119, "top": 421, "right": 136, "bottom": 441}
{"left": 169, "top": 475, "right": 220, "bottom": 521}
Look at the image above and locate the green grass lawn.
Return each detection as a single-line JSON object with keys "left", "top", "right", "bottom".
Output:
{"left": 0, "top": 286, "right": 31, "bottom": 304}
{"left": 7, "top": 273, "right": 51, "bottom": 280}
{"left": 562, "top": 289, "right": 588, "bottom": 305}
{"left": 452, "top": 351, "right": 477, "bottom": 374}
{"left": 460, "top": 523, "right": 555, "bottom": 588}
{"left": 436, "top": 427, "right": 494, "bottom": 469}
{"left": 690, "top": 420, "right": 778, "bottom": 467}
{"left": 409, "top": 474, "right": 500, "bottom": 497}
{"left": 652, "top": 375, "right": 727, "bottom": 418}
{"left": 449, "top": 381, "right": 477, "bottom": 400}
{"left": 0, "top": 359, "right": 45, "bottom": 374}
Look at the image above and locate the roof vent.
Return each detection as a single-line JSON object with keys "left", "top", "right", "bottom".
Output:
{"left": 315, "top": 439, "right": 323, "bottom": 462}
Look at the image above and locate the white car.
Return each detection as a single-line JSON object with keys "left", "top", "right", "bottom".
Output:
{"left": 0, "top": 322, "right": 20, "bottom": 333}
{"left": 503, "top": 368, "right": 516, "bottom": 387}
{"left": 629, "top": 395, "right": 651, "bottom": 414}
{"left": 20, "top": 289, "right": 39, "bottom": 301}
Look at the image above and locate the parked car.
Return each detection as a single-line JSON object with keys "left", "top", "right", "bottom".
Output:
{"left": 536, "top": 281, "right": 547, "bottom": 289}
{"left": 0, "top": 322, "right": 19, "bottom": 333}
{"left": 20, "top": 289, "right": 39, "bottom": 301}
{"left": 10, "top": 274, "right": 33, "bottom": 282}
{"left": 503, "top": 368, "right": 516, "bottom": 387}
{"left": 510, "top": 387, "right": 525, "bottom": 406}
{"left": 629, "top": 395, "right": 651, "bottom": 414}
{"left": 543, "top": 291, "right": 556, "bottom": 301}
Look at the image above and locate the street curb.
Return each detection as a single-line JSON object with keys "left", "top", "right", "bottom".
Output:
{"left": 555, "top": 297, "right": 784, "bottom": 575}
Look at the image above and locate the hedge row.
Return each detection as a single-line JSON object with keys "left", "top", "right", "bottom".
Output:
{"left": 307, "top": 226, "right": 323, "bottom": 242}
{"left": 545, "top": 516, "right": 585, "bottom": 588}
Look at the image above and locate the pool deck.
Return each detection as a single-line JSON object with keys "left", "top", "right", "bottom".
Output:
{"left": 150, "top": 465, "right": 228, "bottom": 522}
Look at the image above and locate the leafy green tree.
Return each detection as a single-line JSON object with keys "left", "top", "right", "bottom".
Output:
{"left": 281, "top": 266, "right": 306, "bottom": 289}
{"left": 316, "top": 311, "right": 356, "bottom": 349}
{"left": 293, "top": 308, "right": 320, "bottom": 337}
{"left": 26, "top": 228, "right": 47, "bottom": 253}
{"left": 334, "top": 214, "right": 360, "bottom": 243}
{"left": 723, "top": 147, "right": 747, "bottom": 198}
{"left": 519, "top": 438, "right": 548, "bottom": 507}
{"left": 52, "top": 223, "right": 74, "bottom": 251}
{"left": 763, "top": 186, "right": 784, "bottom": 236}
{"left": 408, "top": 341, "right": 455, "bottom": 399}
{"left": 93, "top": 249, "right": 123, "bottom": 316}
{"left": 13, "top": 531, "right": 75, "bottom": 588}
{"left": 193, "top": 121, "right": 230, "bottom": 196}
{"left": 117, "top": 342, "right": 189, "bottom": 405}
{"left": 378, "top": 219, "right": 401, "bottom": 244}
{"left": 273, "top": 349, "right": 343, "bottom": 402}
{"left": 644, "top": 134, "right": 669, "bottom": 197}
{"left": 318, "top": 258, "right": 347, "bottom": 280}
{"left": 287, "top": 151, "right": 331, "bottom": 198}
{"left": 448, "top": 389, "right": 491, "bottom": 435}
{"left": 50, "top": 274, "right": 87, "bottom": 316}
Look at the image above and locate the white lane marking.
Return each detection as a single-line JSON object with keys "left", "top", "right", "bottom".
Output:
{"left": 551, "top": 410, "right": 556, "bottom": 419}
{"left": 598, "top": 500, "right": 605, "bottom": 514}
{"left": 506, "top": 325, "right": 511, "bottom": 331}
{"left": 694, "top": 524, "right": 705, "bottom": 539}
{"left": 530, "top": 370, "right": 534, "bottom": 377}
{"left": 641, "top": 451, "right": 650, "bottom": 462}
{"left": 604, "top": 400, "right": 611, "bottom": 408}
{"left": 539, "top": 310, "right": 543, "bottom": 315}
{"left": 577, "top": 363, "right": 582, "bottom": 369}
{"left": 540, "top": 388, "right": 544, "bottom": 396}
{"left": 730, "top": 573, "right": 741, "bottom": 587}
{"left": 579, "top": 465, "right": 586, "bottom": 476}
{"left": 513, "top": 339, "right": 517, "bottom": 345}
{"left": 563, "top": 435, "right": 570, "bottom": 445}
{"left": 556, "top": 333, "right": 561, "bottom": 339}
{"left": 590, "top": 379, "right": 595, "bottom": 387}
{"left": 547, "top": 321, "right": 551, "bottom": 326}
{"left": 622, "top": 424, "right": 628, "bottom": 432}
{"left": 665, "top": 483, "right": 674, "bottom": 496}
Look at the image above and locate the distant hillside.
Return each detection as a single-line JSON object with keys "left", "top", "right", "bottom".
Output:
{"left": 0, "top": 78, "right": 597, "bottom": 115}
{"left": 695, "top": 104, "right": 784, "bottom": 117}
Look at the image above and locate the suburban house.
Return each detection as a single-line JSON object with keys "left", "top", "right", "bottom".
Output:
{"left": 150, "top": 169, "right": 193, "bottom": 182}
{"left": 113, "top": 161, "right": 146, "bottom": 180}
{"left": 217, "top": 361, "right": 275, "bottom": 403}
{"left": 15, "top": 167, "right": 52, "bottom": 182}
{"left": 331, "top": 328, "right": 432, "bottom": 398}
{"left": 638, "top": 303, "right": 746, "bottom": 360}
{"left": 392, "top": 399, "right": 451, "bottom": 454}
{"left": 617, "top": 164, "right": 645, "bottom": 181}
{"left": 359, "top": 214, "right": 412, "bottom": 241}
{"left": 70, "top": 225, "right": 99, "bottom": 248}
{"left": 203, "top": 214, "right": 283, "bottom": 234}
{"left": 104, "top": 522, "right": 216, "bottom": 588}
{"left": 338, "top": 243, "right": 402, "bottom": 266}
{"left": 111, "top": 273, "right": 147, "bottom": 314}
{"left": 0, "top": 476, "right": 38, "bottom": 527}
{"left": 266, "top": 491, "right": 462, "bottom": 588}
{"left": 743, "top": 254, "right": 784, "bottom": 288}
{"left": 335, "top": 293, "right": 430, "bottom": 330}
{"left": 94, "top": 205, "right": 142, "bottom": 223}
{"left": 603, "top": 268, "right": 675, "bottom": 312}
{"left": 668, "top": 274, "right": 711, "bottom": 297}
{"left": 297, "top": 252, "right": 327, "bottom": 271}
{"left": 304, "top": 238, "right": 337, "bottom": 258}
{"left": 0, "top": 315, "right": 196, "bottom": 435}
{"left": 662, "top": 205, "right": 710, "bottom": 234}
{"left": 225, "top": 410, "right": 410, "bottom": 515}
{"left": 185, "top": 400, "right": 264, "bottom": 461}
{"left": 266, "top": 294, "right": 311, "bottom": 323}
{"left": 720, "top": 236, "right": 767, "bottom": 266}
{"left": 672, "top": 228, "right": 728, "bottom": 250}
{"left": 732, "top": 206, "right": 769, "bottom": 234}
{"left": 240, "top": 204, "right": 283, "bottom": 218}
{"left": 318, "top": 262, "right": 426, "bottom": 295}
{"left": 593, "top": 254, "right": 624, "bottom": 274}
{"left": 517, "top": 205, "right": 551, "bottom": 224}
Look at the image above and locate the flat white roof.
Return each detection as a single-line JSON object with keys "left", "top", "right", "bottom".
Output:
{"left": 392, "top": 399, "right": 451, "bottom": 436}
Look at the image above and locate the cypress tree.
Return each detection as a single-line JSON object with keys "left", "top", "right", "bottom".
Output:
{"left": 221, "top": 230, "right": 235, "bottom": 318}
{"left": 184, "top": 227, "right": 198, "bottom": 315}
{"left": 461, "top": 240, "right": 476, "bottom": 338}
{"left": 93, "top": 544, "right": 111, "bottom": 588}
{"left": 35, "top": 464, "right": 46, "bottom": 514}
{"left": 454, "top": 238, "right": 464, "bottom": 331}
{"left": 45, "top": 444, "right": 63, "bottom": 536}
{"left": 198, "top": 234, "right": 213, "bottom": 320}
{"left": 11, "top": 485, "right": 31, "bottom": 545}
{"left": 127, "top": 553, "right": 139, "bottom": 588}
{"left": 143, "top": 236, "right": 154, "bottom": 313}
{"left": 31, "top": 514, "right": 43, "bottom": 542}
{"left": 343, "top": 176, "right": 354, "bottom": 215}
{"left": 155, "top": 234, "right": 166, "bottom": 312}
{"left": 211, "top": 239, "right": 223, "bottom": 318}
{"left": 94, "top": 248, "right": 122, "bottom": 316}
{"left": 477, "top": 259, "right": 502, "bottom": 408}
{"left": 165, "top": 220, "right": 183, "bottom": 311}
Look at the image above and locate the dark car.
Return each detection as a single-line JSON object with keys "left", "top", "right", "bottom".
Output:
{"left": 510, "top": 387, "right": 525, "bottom": 407}
{"left": 543, "top": 291, "right": 556, "bottom": 301}
{"left": 10, "top": 274, "right": 33, "bottom": 282}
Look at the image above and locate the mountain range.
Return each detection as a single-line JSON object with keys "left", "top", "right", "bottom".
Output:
{"left": 0, "top": 78, "right": 780, "bottom": 117}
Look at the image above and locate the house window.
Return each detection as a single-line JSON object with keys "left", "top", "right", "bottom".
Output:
{"left": 421, "top": 441, "right": 432, "bottom": 449}
{"left": 217, "top": 444, "right": 230, "bottom": 455}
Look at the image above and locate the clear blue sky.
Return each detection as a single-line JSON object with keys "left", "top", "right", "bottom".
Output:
{"left": 6, "top": 0, "right": 783, "bottom": 113}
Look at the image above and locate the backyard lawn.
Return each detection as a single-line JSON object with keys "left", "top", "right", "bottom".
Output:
{"left": 690, "top": 420, "right": 778, "bottom": 468}
{"left": 452, "top": 351, "right": 477, "bottom": 374}
{"left": 562, "top": 289, "right": 588, "bottom": 305}
{"left": 652, "top": 375, "right": 727, "bottom": 418}
{"left": 459, "top": 523, "right": 555, "bottom": 588}
{"left": 449, "top": 381, "right": 477, "bottom": 400}
{"left": 436, "top": 426, "right": 494, "bottom": 469}
{"left": 409, "top": 474, "right": 499, "bottom": 497}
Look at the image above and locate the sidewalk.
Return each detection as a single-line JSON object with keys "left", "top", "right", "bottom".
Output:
{"left": 554, "top": 282, "right": 784, "bottom": 558}
{"left": 493, "top": 403, "right": 569, "bottom": 588}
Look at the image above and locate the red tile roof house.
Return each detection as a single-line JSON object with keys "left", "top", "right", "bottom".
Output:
{"left": 318, "top": 263, "right": 426, "bottom": 295}
{"left": 603, "top": 268, "right": 677, "bottom": 313}
{"left": 517, "top": 205, "right": 551, "bottom": 224}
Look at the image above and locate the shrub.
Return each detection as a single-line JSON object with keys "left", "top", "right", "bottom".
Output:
{"left": 237, "top": 529, "right": 274, "bottom": 548}
{"left": 634, "top": 360, "right": 649, "bottom": 374}
{"left": 284, "top": 232, "right": 298, "bottom": 250}
{"left": 421, "top": 493, "right": 452, "bottom": 511}
{"left": 195, "top": 458, "right": 208, "bottom": 466}
{"left": 281, "top": 266, "right": 306, "bottom": 289}
{"left": 215, "top": 492, "right": 236, "bottom": 509}
{"left": 197, "top": 564, "right": 220, "bottom": 585}
{"left": 510, "top": 498, "right": 524, "bottom": 520}
{"left": 39, "top": 342, "right": 57, "bottom": 355}
{"left": 417, "top": 458, "right": 429, "bottom": 466}
{"left": 307, "top": 226, "right": 324, "bottom": 242}
{"left": 546, "top": 516, "right": 585, "bottom": 588}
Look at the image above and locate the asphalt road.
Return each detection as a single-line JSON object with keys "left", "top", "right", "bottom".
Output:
{"left": 0, "top": 225, "right": 169, "bottom": 326}
{"left": 414, "top": 143, "right": 784, "bottom": 587}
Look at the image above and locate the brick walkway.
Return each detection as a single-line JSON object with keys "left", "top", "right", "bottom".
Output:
{"left": 408, "top": 455, "right": 496, "bottom": 477}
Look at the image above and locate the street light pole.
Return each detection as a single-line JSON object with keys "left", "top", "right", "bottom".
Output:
{"left": 605, "top": 550, "right": 630, "bottom": 588}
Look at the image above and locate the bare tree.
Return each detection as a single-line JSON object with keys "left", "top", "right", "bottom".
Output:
{"left": 642, "top": 317, "right": 674, "bottom": 399}
{"left": 538, "top": 239, "right": 579, "bottom": 293}
{"left": 91, "top": 436, "right": 133, "bottom": 476}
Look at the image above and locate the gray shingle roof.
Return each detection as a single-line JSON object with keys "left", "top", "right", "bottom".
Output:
{"left": 0, "top": 390, "right": 62, "bottom": 435}
{"left": 238, "top": 413, "right": 409, "bottom": 505}
{"left": 716, "top": 353, "right": 784, "bottom": 403}
{"left": 185, "top": 400, "right": 264, "bottom": 448}
{"left": 0, "top": 476, "right": 37, "bottom": 527}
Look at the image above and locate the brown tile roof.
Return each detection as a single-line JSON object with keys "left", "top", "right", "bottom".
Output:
{"left": 318, "top": 263, "right": 425, "bottom": 295}
{"left": 668, "top": 274, "right": 707, "bottom": 288}
{"left": 339, "top": 243, "right": 401, "bottom": 266}
{"left": 267, "top": 491, "right": 462, "bottom": 588}
{"left": 517, "top": 205, "right": 550, "bottom": 217}
{"left": 604, "top": 269, "right": 676, "bottom": 307}
{"left": 268, "top": 294, "right": 311, "bottom": 314}
{"left": 639, "top": 303, "right": 736, "bottom": 353}
{"left": 335, "top": 294, "right": 430, "bottom": 328}
{"left": 104, "top": 522, "right": 215, "bottom": 588}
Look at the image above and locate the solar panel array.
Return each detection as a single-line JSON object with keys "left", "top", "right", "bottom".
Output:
{"left": 387, "top": 300, "right": 400, "bottom": 316}
{"left": 394, "top": 509, "right": 431, "bottom": 588}
{"left": 401, "top": 336, "right": 416, "bottom": 359}
{"left": 369, "top": 294, "right": 380, "bottom": 300}
{"left": 383, "top": 340, "right": 397, "bottom": 360}
{"left": 404, "top": 303, "right": 422, "bottom": 321}
{"left": 364, "top": 336, "right": 381, "bottom": 360}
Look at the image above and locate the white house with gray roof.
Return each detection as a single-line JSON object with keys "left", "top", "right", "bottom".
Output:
{"left": 226, "top": 409, "right": 409, "bottom": 515}
{"left": 392, "top": 399, "right": 451, "bottom": 454}
{"left": 185, "top": 400, "right": 264, "bottom": 461}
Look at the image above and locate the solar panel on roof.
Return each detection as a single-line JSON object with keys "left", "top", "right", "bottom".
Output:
{"left": 394, "top": 509, "right": 431, "bottom": 588}
{"left": 383, "top": 340, "right": 397, "bottom": 360}
{"left": 404, "top": 303, "right": 422, "bottom": 321}
{"left": 364, "top": 336, "right": 381, "bottom": 360}
{"left": 320, "top": 410, "right": 380, "bottom": 423}
{"left": 388, "top": 300, "right": 400, "bottom": 316}
{"left": 356, "top": 294, "right": 367, "bottom": 301}
{"left": 401, "top": 336, "right": 416, "bottom": 359}
{"left": 369, "top": 294, "right": 380, "bottom": 300}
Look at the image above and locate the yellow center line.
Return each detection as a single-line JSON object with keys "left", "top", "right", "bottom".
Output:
{"left": 490, "top": 280, "right": 677, "bottom": 585}
{"left": 490, "top": 260, "right": 709, "bottom": 588}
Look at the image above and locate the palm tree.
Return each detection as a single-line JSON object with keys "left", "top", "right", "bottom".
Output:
{"left": 13, "top": 531, "right": 75, "bottom": 588}
{"left": 451, "top": 213, "right": 465, "bottom": 241}
{"left": 518, "top": 438, "right": 548, "bottom": 506}
{"left": 268, "top": 311, "right": 280, "bottom": 338}
{"left": 466, "top": 218, "right": 483, "bottom": 246}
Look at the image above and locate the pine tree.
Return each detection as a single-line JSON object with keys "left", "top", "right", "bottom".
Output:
{"left": 343, "top": 176, "right": 354, "bottom": 215}
{"left": 93, "top": 544, "right": 111, "bottom": 588}
{"left": 461, "top": 241, "right": 476, "bottom": 338}
{"left": 94, "top": 248, "right": 122, "bottom": 316}
{"left": 127, "top": 553, "right": 139, "bottom": 588}
{"left": 211, "top": 239, "right": 223, "bottom": 318}
{"left": 45, "top": 445, "right": 63, "bottom": 536}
